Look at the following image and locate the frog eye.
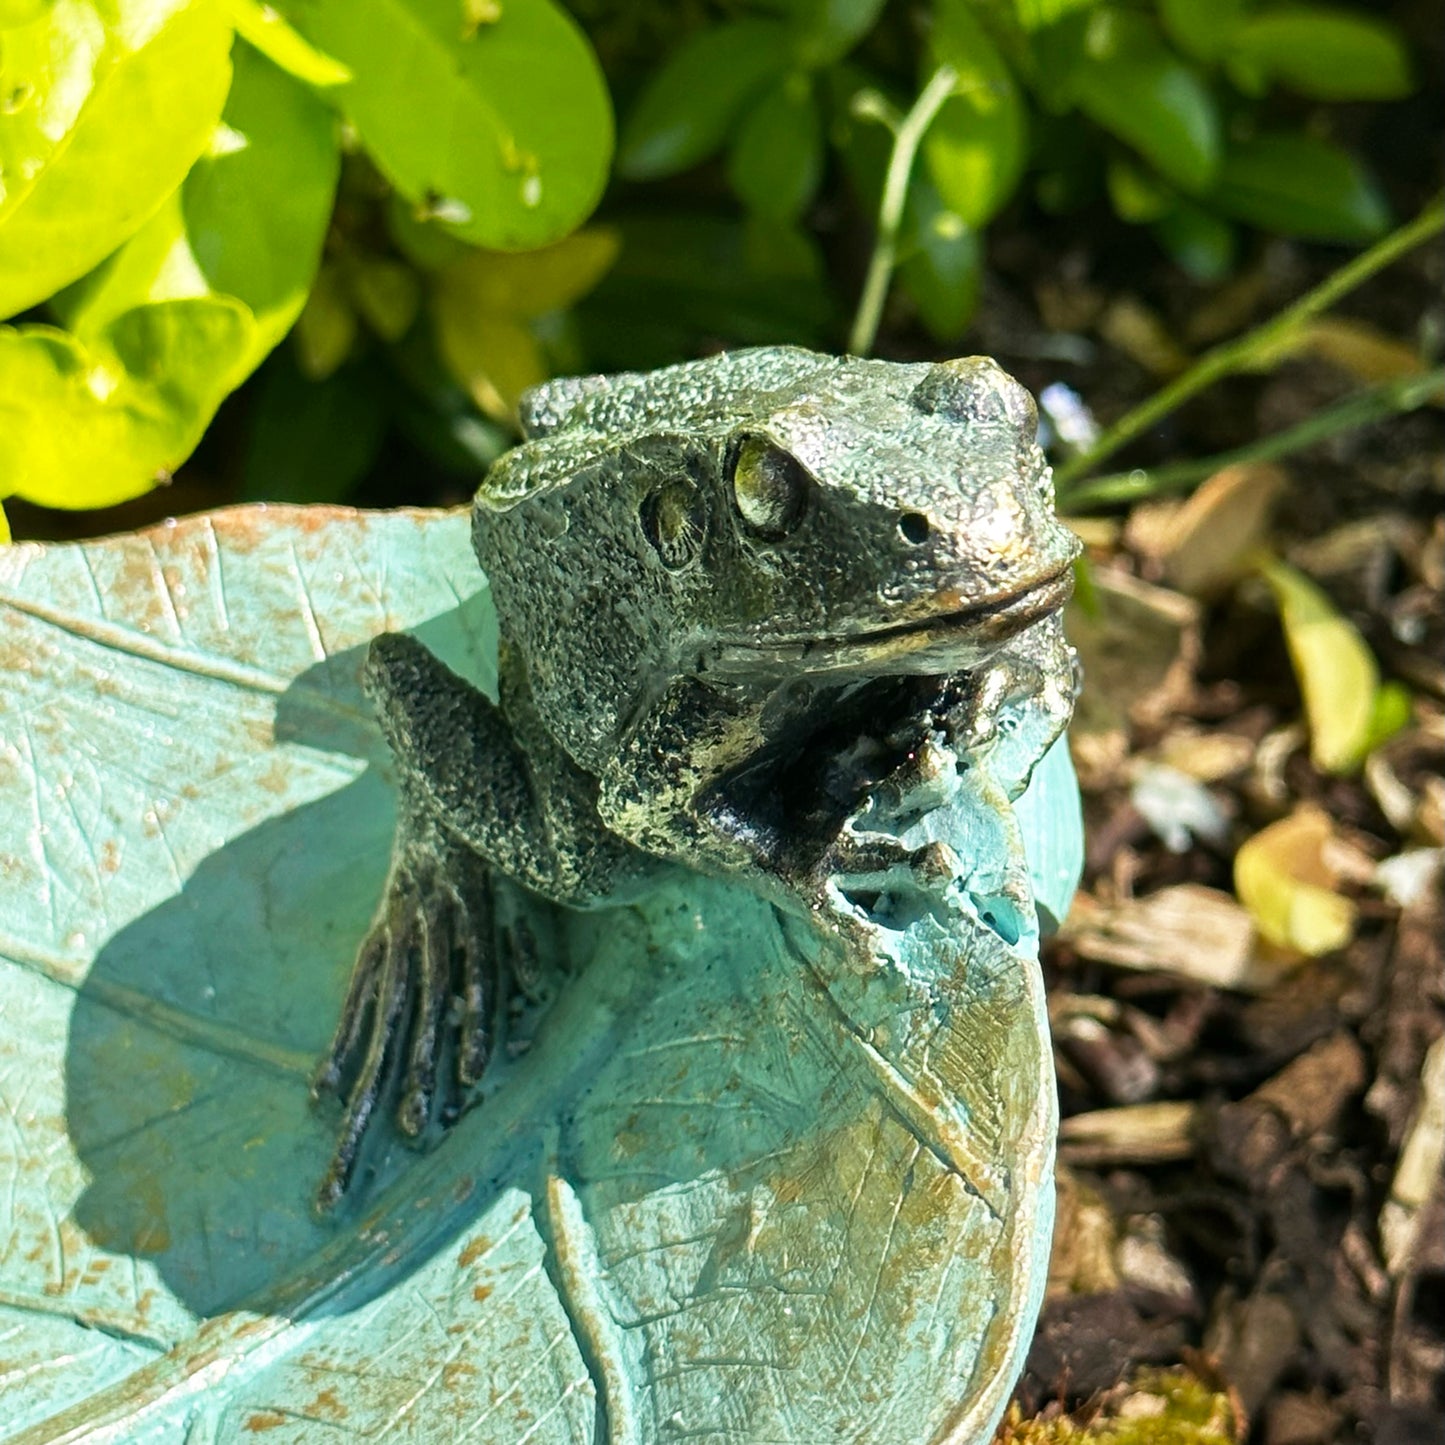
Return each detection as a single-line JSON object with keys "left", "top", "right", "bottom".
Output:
{"left": 729, "top": 437, "right": 809, "bottom": 540}
{"left": 640, "top": 479, "right": 706, "bottom": 570}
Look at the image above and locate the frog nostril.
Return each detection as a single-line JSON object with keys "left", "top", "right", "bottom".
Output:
{"left": 898, "top": 512, "right": 930, "bottom": 545}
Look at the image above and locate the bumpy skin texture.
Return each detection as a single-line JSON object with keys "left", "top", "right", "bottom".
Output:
{"left": 312, "top": 346, "right": 1081, "bottom": 1208}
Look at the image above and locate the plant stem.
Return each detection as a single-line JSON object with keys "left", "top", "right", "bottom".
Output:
{"left": 847, "top": 65, "right": 957, "bottom": 358}
{"left": 1054, "top": 194, "right": 1445, "bottom": 495}
{"left": 1061, "top": 366, "right": 1445, "bottom": 511}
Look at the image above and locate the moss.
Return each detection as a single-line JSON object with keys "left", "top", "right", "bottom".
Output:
{"left": 999, "top": 1367, "right": 1242, "bottom": 1444}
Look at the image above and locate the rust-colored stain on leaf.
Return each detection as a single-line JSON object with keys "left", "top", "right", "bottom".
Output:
{"left": 471, "top": 1283, "right": 493, "bottom": 1303}
{"left": 457, "top": 1233, "right": 492, "bottom": 1268}
{"left": 243, "top": 1411, "right": 288, "bottom": 1432}
{"left": 305, "top": 1386, "right": 348, "bottom": 1420}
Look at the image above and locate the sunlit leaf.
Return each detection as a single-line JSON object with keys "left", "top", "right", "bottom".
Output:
{"left": 0, "top": 504, "right": 1073, "bottom": 1442}
{"left": 1235, "top": 806, "right": 1357, "bottom": 955}
{"left": 0, "top": 0, "right": 50, "bottom": 27}
{"left": 225, "top": 0, "right": 350, "bottom": 84}
{"left": 616, "top": 19, "right": 789, "bottom": 179}
{"left": 1257, "top": 554, "right": 1380, "bottom": 774}
{"left": 924, "top": 0, "right": 1028, "bottom": 227}
{"left": 0, "top": 303, "right": 253, "bottom": 510}
{"left": 899, "top": 180, "right": 982, "bottom": 341}
{"left": 1072, "top": 8, "right": 1220, "bottom": 193}
{"left": 1226, "top": 7, "right": 1414, "bottom": 101}
{"left": 727, "top": 74, "right": 824, "bottom": 223}
{"left": 11, "top": 40, "right": 338, "bottom": 510}
{"left": 387, "top": 192, "right": 472, "bottom": 271}
{"left": 0, "top": 0, "right": 233, "bottom": 318}
{"left": 58, "top": 40, "right": 340, "bottom": 365}
{"left": 282, "top": 0, "right": 612, "bottom": 249}
{"left": 1210, "top": 132, "right": 1390, "bottom": 242}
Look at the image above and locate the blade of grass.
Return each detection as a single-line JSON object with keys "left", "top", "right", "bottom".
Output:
{"left": 1061, "top": 365, "right": 1445, "bottom": 510}
{"left": 1054, "top": 194, "right": 1445, "bottom": 498}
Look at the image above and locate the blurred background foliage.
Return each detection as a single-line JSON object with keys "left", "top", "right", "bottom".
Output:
{"left": 0, "top": 0, "right": 1429, "bottom": 539}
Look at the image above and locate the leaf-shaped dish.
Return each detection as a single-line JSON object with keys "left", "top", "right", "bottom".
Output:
{"left": 0, "top": 505, "right": 1074, "bottom": 1444}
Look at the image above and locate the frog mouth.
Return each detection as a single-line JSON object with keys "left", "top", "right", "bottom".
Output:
{"left": 713, "top": 562, "right": 1074, "bottom": 677}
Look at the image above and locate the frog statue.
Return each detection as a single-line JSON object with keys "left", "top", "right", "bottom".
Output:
{"left": 311, "top": 346, "right": 1081, "bottom": 1212}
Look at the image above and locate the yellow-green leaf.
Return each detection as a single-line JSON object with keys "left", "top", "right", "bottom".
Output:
{"left": 293, "top": 261, "right": 357, "bottom": 379}
{"left": 1257, "top": 554, "right": 1379, "bottom": 774}
{"left": 0, "top": 0, "right": 50, "bottom": 27}
{"left": 435, "top": 227, "right": 619, "bottom": 320}
{"left": 225, "top": 0, "right": 351, "bottom": 84}
{"left": 346, "top": 256, "right": 422, "bottom": 341}
{"left": 1235, "top": 806, "right": 1357, "bottom": 955}
{"left": 0, "top": 304, "right": 253, "bottom": 510}
{"left": 58, "top": 40, "right": 340, "bottom": 367}
{"left": 923, "top": 0, "right": 1027, "bottom": 228}
{"left": 0, "top": 0, "right": 234, "bottom": 318}
{"left": 0, "top": 500, "right": 10, "bottom": 542}
{"left": 284, "top": 0, "right": 613, "bottom": 250}
{"left": 433, "top": 305, "right": 545, "bottom": 418}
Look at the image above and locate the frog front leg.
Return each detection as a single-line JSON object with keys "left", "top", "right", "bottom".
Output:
{"left": 312, "top": 633, "right": 632, "bottom": 1209}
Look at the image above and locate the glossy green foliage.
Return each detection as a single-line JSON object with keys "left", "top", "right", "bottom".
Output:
{"left": 282, "top": 0, "right": 611, "bottom": 250}
{"left": 0, "top": 0, "right": 1420, "bottom": 535}
{"left": 1211, "top": 133, "right": 1392, "bottom": 243}
{"left": 924, "top": 0, "right": 1027, "bottom": 229}
{"left": 2, "top": 40, "right": 342, "bottom": 511}
{"left": 0, "top": 0, "right": 233, "bottom": 319}
{"left": 0, "top": 504, "right": 1079, "bottom": 1443}
{"left": 0, "top": 0, "right": 613, "bottom": 523}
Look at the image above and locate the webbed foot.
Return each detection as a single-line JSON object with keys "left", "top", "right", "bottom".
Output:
{"left": 311, "top": 842, "right": 499, "bottom": 1212}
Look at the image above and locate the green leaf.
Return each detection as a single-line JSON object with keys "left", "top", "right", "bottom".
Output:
{"left": 1257, "top": 554, "right": 1380, "bottom": 773}
{"left": 923, "top": 0, "right": 1027, "bottom": 227}
{"left": 225, "top": 0, "right": 351, "bottom": 85}
{"left": 1211, "top": 132, "right": 1390, "bottom": 243}
{"left": 242, "top": 350, "right": 389, "bottom": 501}
{"left": 0, "top": 503, "right": 1073, "bottom": 1442}
{"left": 727, "top": 74, "right": 824, "bottom": 223}
{"left": 1010, "top": 0, "right": 1100, "bottom": 31}
{"left": 573, "top": 212, "right": 832, "bottom": 371}
{"left": 1072, "top": 8, "right": 1220, "bottom": 193}
{"left": 0, "top": 302, "right": 253, "bottom": 509}
{"left": 1226, "top": 7, "right": 1414, "bottom": 101}
{"left": 899, "top": 179, "right": 982, "bottom": 341}
{"left": 283, "top": 0, "right": 612, "bottom": 249}
{"left": 18, "top": 40, "right": 340, "bottom": 509}
{"left": 346, "top": 255, "right": 421, "bottom": 340}
{"left": 1153, "top": 200, "right": 1236, "bottom": 281}
{"left": 783, "top": 0, "right": 886, "bottom": 67}
{"left": 0, "top": 0, "right": 50, "bottom": 27}
{"left": 1158, "top": 0, "right": 1247, "bottom": 63}
{"left": 616, "top": 19, "right": 790, "bottom": 180}
{"left": 1106, "top": 156, "right": 1175, "bottom": 223}
{"left": 59, "top": 40, "right": 340, "bottom": 365}
{"left": 0, "top": 0, "right": 234, "bottom": 319}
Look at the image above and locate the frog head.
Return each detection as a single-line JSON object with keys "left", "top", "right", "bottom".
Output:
{"left": 475, "top": 347, "right": 1079, "bottom": 771}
